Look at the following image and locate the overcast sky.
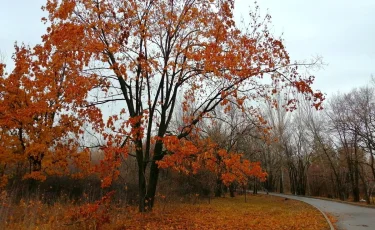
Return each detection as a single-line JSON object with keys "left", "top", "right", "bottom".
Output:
{"left": 1, "top": 0, "right": 374, "bottom": 98}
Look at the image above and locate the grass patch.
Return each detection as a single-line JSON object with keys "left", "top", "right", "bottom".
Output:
{"left": 1, "top": 194, "right": 329, "bottom": 229}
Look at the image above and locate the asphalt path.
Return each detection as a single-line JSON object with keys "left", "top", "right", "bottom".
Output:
{"left": 266, "top": 192, "right": 375, "bottom": 230}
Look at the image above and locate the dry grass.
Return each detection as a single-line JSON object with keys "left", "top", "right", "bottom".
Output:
{"left": 0, "top": 193, "right": 329, "bottom": 230}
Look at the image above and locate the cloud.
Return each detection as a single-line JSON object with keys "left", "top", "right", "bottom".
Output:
{"left": 235, "top": 0, "right": 375, "bottom": 96}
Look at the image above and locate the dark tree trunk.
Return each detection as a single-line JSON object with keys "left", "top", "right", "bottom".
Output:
{"left": 288, "top": 166, "right": 297, "bottom": 195}
{"left": 253, "top": 177, "right": 258, "bottom": 194}
{"left": 144, "top": 141, "right": 164, "bottom": 211}
{"left": 337, "top": 180, "right": 345, "bottom": 201}
{"left": 264, "top": 173, "right": 274, "bottom": 192}
{"left": 229, "top": 183, "right": 235, "bottom": 197}
{"left": 352, "top": 168, "right": 360, "bottom": 202}
{"left": 279, "top": 171, "right": 284, "bottom": 193}
{"left": 359, "top": 166, "right": 370, "bottom": 204}
{"left": 353, "top": 142, "right": 360, "bottom": 202}
{"left": 145, "top": 160, "right": 159, "bottom": 210}
{"left": 346, "top": 143, "right": 360, "bottom": 202}
{"left": 136, "top": 147, "right": 147, "bottom": 212}
{"left": 296, "top": 160, "right": 307, "bottom": 196}
{"left": 138, "top": 165, "right": 146, "bottom": 212}
{"left": 215, "top": 178, "right": 223, "bottom": 197}
{"left": 243, "top": 184, "right": 247, "bottom": 202}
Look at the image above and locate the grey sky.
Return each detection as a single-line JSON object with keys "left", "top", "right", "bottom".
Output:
{"left": 1, "top": 0, "right": 374, "bottom": 98}
{"left": 236, "top": 0, "right": 375, "bottom": 96}
{"left": 0, "top": 1, "right": 46, "bottom": 55}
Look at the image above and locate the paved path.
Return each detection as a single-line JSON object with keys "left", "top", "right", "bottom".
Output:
{"left": 267, "top": 192, "right": 375, "bottom": 230}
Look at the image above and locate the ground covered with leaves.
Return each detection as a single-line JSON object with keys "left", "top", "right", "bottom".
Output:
{"left": 1, "top": 194, "right": 329, "bottom": 230}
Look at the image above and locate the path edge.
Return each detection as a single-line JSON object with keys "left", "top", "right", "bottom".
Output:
{"left": 301, "top": 195, "right": 375, "bottom": 209}
{"left": 266, "top": 193, "right": 335, "bottom": 230}
{"left": 306, "top": 201, "right": 335, "bottom": 230}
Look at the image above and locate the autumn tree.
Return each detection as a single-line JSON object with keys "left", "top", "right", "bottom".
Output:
{"left": 36, "top": 0, "right": 324, "bottom": 212}
{"left": 0, "top": 43, "right": 98, "bottom": 185}
{"left": 195, "top": 106, "right": 266, "bottom": 197}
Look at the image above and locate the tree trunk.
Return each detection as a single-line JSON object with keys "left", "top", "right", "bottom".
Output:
{"left": 215, "top": 178, "right": 223, "bottom": 197}
{"left": 337, "top": 180, "right": 345, "bottom": 201}
{"left": 253, "top": 177, "right": 258, "bottom": 194}
{"left": 264, "top": 172, "right": 274, "bottom": 192}
{"left": 243, "top": 184, "right": 247, "bottom": 202}
{"left": 229, "top": 183, "right": 235, "bottom": 197}
{"left": 352, "top": 171, "right": 360, "bottom": 202}
{"left": 279, "top": 170, "right": 284, "bottom": 193}
{"left": 144, "top": 141, "right": 164, "bottom": 211}
{"left": 288, "top": 166, "right": 297, "bottom": 195}
{"left": 136, "top": 146, "right": 147, "bottom": 212}
{"left": 138, "top": 165, "right": 146, "bottom": 212}
{"left": 297, "top": 159, "right": 307, "bottom": 196}
{"left": 359, "top": 167, "right": 370, "bottom": 204}
{"left": 145, "top": 160, "right": 159, "bottom": 210}
{"left": 353, "top": 144, "right": 360, "bottom": 202}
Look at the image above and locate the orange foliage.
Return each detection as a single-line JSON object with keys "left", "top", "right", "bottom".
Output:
{"left": 159, "top": 135, "right": 267, "bottom": 185}
{"left": 65, "top": 191, "right": 115, "bottom": 229}
{"left": 0, "top": 43, "right": 97, "bottom": 183}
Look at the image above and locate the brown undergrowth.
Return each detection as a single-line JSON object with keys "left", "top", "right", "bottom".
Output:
{"left": 0, "top": 192, "right": 329, "bottom": 230}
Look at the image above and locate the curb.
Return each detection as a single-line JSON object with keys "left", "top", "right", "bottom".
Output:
{"left": 299, "top": 199, "right": 335, "bottom": 230}
{"left": 265, "top": 193, "right": 335, "bottom": 230}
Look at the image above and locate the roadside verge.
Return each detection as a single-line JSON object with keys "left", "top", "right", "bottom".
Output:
{"left": 265, "top": 192, "right": 335, "bottom": 230}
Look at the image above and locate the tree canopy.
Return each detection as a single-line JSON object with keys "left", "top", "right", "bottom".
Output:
{"left": 0, "top": 0, "right": 324, "bottom": 212}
